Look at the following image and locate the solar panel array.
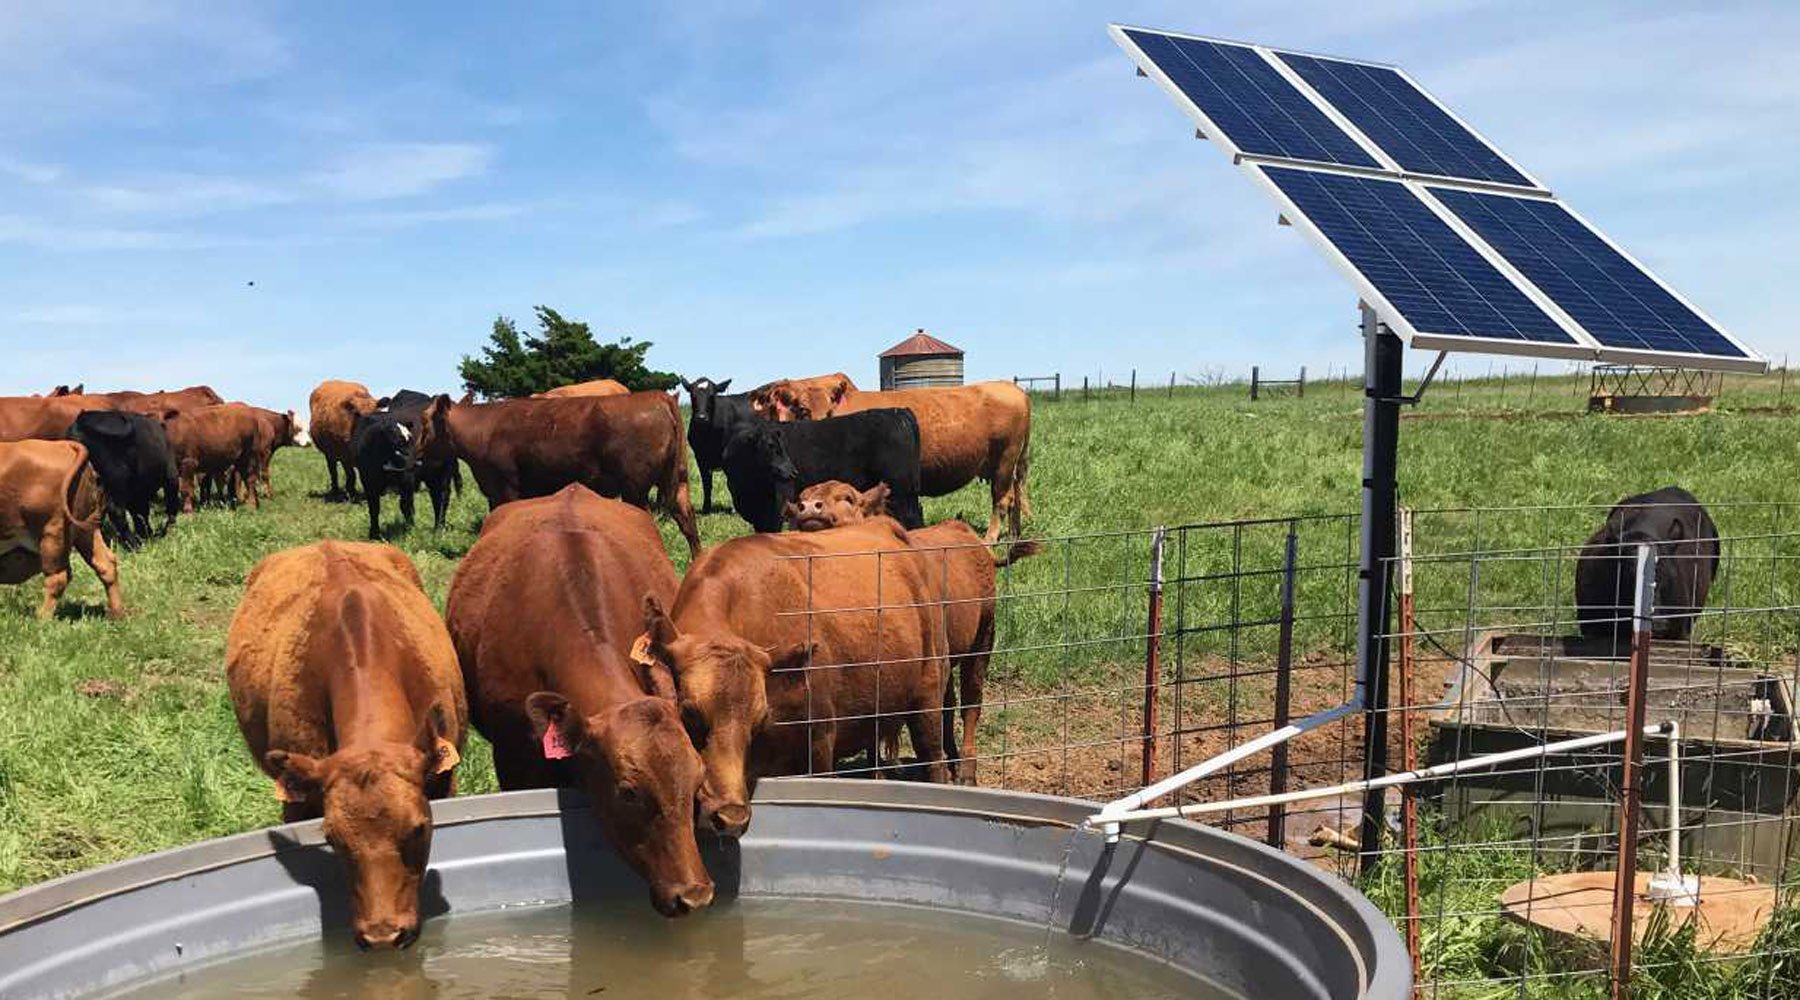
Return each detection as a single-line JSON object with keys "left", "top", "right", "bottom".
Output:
{"left": 1110, "top": 25, "right": 1761, "bottom": 371}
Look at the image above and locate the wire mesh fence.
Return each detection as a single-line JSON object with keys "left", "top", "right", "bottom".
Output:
{"left": 773, "top": 498, "right": 1800, "bottom": 996}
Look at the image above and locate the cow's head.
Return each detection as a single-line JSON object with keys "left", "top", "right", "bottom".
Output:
{"left": 286, "top": 410, "right": 313, "bottom": 448}
{"left": 721, "top": 423, "right": 798, "bottom": 532}
{"left": 681, "top": 377, "right": 732, "bottom": 425}
{"left": 643, "top": 596, "right": 812, "bottom": 838}
{"left": 265, "top": 707, "right": 459, "bottom": 950}
{"left": 784, "top": 481, "right": 891, "bottom": 532}
{"left": 524, "top": 690, "right": 715, "bottom": 917}
{"left": 792, "top": 375, "right": 852, "bottom": 420}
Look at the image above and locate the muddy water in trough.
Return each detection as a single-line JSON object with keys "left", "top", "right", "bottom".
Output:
{"left": 101, "top": 897, "right": 1233, "bottom": 999}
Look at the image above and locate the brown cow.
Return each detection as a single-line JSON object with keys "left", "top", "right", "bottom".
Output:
{"left": 446, "top": 485, "right": 715, "bottom": 917}
{"left": 163, "top": 404, "right": 263, "bottom": 512}
{"left": 786, "top": 481, "right": 1038, "bottom": 784}
{"left": 244, "top": 406, "right": 311, "bottom": 499}
{"left": 537, "top": 378, "right": 630, "bottom": 398}
{"left": 746, "top": 372, "right": 857, "bottom": 421}
{"left": 226, "top": 541, "right": 467, "bottom": 950}
{"left": 751, "top": 379, "right": 1031, "bottom": 542}
{"left": 117, "top": 385, "right": 225, "bottom": 416}
{"left": 308, "top": 380, "right": 379, "bottom": 498}
{"left": 0, "top": 394, "right": 123, "bottom": 443}
{"left": 643, "top": 517, "right": 951, "bottom": 837}
{"left": 0, "top": 440, "right": 124, "bottom": 619}
{"left": 439, "top": 392, "right": 701, "bottom": 557}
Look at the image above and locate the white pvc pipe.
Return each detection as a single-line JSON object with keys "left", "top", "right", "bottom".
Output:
{"left": 1089, "top": 722, "right": 1675, "bottom": 827}
{"left": 1092, "top": 699, "right": 1362, "bottom": 840}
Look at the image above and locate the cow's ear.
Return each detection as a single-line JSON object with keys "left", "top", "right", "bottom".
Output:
{"left": 73, "top": 383, "right": 84, "bottom": 395}
{"left": 859, "top": 483, "right": 891, "bottom": 515}
{"left": 679, "top": 378, "right": 695, "bottom": 392}
{"left": 782, "top": 500, "right": 803, "bottom": 526}
{"left": 831, "top": 378, "right": 850, "bottom": 405}
{"left": 715, "top": 378, "right": 731, "bottom": 392}
{"left": 458, "top": 390, "right": 475, "bottom": 405}
{"left": 764, "top": 641, "right": 817, "bottom": 674}
{"left": 525, "top": 692, "right": 586, "bottom": 751}
{"left": 266, "top": 750, "right": 324, "bottom": 803}
{"left": 415, "top": 705, "right": 461, "bottom": 776}
{"left": 644, "top": 595, "right": 680, "bottom": 650}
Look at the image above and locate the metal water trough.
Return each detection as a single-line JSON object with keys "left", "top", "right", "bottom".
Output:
{"left": 1428, "top": 631, "right": 1800, "bottom": 876}
{"left": 0, "top": 780, "right": 1409, "bottom": 1000}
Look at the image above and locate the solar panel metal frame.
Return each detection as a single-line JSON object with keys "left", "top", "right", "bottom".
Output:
{"left": 1266, "top": 48, "right": 1550, "bottom": 193}
{"left": 1422, "top": 185, "right": 1765, "bottom": 372}
{"left": 1109, "top": 22, "right": 1768, "bottom": 375}
{"left": 1241, "top": 163, "right": 1594, "bottom": 362}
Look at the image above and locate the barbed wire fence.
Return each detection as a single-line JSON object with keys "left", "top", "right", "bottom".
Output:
{"left": 778, "top": 499, "right": 1800, "bottom": 996}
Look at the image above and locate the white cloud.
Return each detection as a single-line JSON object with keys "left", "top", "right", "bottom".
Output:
{"left": 0, "top": 156, "right": 62, "bottom": 184}
{"left": 307, "top": 143, "right": 494, "bottom": 201}
{"left": 338, "top": 202, "right": 530, "bottom": 230}
{"left": 8, "top": 304, "right": 113, "bottom": 326}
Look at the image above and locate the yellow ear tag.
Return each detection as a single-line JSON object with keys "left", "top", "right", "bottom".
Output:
{"left": 630, "top": 632, "right": 660, "bottom": 669}
{"left": 433, "top": 739, "right": 461, "bottom": 774}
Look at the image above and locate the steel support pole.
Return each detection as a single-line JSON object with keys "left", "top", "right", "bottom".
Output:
{"left": 1610, "top": 545, "right": 1658, "bottom": 1000}
{"left": 1358, "top": 304, "right": 1404, "bottom": 875}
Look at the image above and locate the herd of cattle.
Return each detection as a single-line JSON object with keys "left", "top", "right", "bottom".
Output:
{"left": 0, "top": 367, "right": 1724, "bottom": 953}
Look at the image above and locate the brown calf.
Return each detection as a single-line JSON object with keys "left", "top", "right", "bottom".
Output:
{"left": 446, "top": 484, "right": 714, "bottom": 916}
{"left": 163, "top": 403, "right": 262, "bottom": 512}
{"left": 787, "top": 481, "right": 1038, "bottom": 784}
{"left": 753, "top": 379, "right": 1032, "bottom": 541}
{"left": 746, "top": 372, "right": 858, "bottom": 420}
{"left": 644, "top": 517, "right": 951, "bottom": 837}
{"left": 0, "top": 440, "right": 124, "bottom": 619}
{"left": 441, "top": 392, "right": 701, "bottom": 557}
{"left": 245, "top": 406, "right": 310, "bottom": 499}
{"left": 226, "top": 541, "right": 467, "bottom": 950}
{"left": 308, "top": 380, "right": 379, "bottom": 497}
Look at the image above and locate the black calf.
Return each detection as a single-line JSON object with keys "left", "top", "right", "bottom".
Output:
{"left": 1575, "top": 486, "right": 1719, "bottom": 646}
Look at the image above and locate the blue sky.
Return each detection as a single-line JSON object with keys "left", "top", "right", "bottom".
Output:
{"left": 2, "top": 1, "right": 1795, "bottom": 408}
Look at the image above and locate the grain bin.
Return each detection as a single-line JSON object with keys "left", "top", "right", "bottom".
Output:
{"left": 879, "top": 329, "right": 964, "bottom": 389}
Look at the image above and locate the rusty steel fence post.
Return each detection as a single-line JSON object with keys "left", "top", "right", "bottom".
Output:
{"left": 1141, "top": 527, "right": 1168, "bottom": 786}
{"left": 1610, "top": 544, "right": 1657, "bottom": 1000}
{"left": 1266, "top": 522, "right": 1299, "bottom": 849}
{"left": 1395, "top": 509, "right": 1422, "bottom": 994}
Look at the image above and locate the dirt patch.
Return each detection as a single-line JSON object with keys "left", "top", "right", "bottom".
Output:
{"left": 74, "top": 679, "right": 125, "bottom": 699}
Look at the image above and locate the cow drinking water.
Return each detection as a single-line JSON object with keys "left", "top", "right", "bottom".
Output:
{"left": 445, "top": 485, "right": 715, "bottom": 917}
{"left": 225, "top": 541, "right": 467, "bottom": 950}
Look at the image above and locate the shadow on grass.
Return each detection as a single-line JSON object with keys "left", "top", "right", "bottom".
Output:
{"left": 51, "top": 603, "right": 117, "bottom": 622}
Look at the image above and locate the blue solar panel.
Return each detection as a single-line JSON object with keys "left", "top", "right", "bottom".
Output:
{"left": 1121, "top": 29, "right": 1379, "bottom": 169}
{"left": 1276, "top": 53, "right": 1534, "bottom": 188}
{"left": 1258, "top": 166, "right": 1574, "bottom": 344}
{"left": 1428, "top": 189, "right": 1746, "bottom": 359}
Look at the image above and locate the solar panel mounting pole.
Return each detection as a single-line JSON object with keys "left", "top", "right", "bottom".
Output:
{"left": 1357, "top": 302, "right": 1403, "bottom": 876}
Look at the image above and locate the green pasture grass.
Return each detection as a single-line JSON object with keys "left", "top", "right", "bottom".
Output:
{"left": 0, "top": 369, "right": 1795, "bottom": 924}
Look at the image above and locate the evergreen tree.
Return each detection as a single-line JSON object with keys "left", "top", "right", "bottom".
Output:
{"left": 457, "top": 307, "right": 679, "bottom": 398}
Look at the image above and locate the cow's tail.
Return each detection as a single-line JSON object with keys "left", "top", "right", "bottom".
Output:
{"left": 659, "top": 392, "right": 702, "bottom": 556}
{"left": 991, "top": 539, "right": 1042, "bottom": 568}
{"left": 60, "top": 442, "right": 104, "bottom": 533}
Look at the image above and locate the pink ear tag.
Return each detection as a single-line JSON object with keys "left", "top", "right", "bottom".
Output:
{"left": 542, "top": 727, "right": 572, "bottom": 760}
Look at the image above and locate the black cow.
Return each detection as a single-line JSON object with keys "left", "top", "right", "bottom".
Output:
{"left": 720, "top": 408, "right": 924, "bottom": 533}
{"left": 1575, "top": 486, "right": 1720, "bottom": 646}
{"left": 66, "top": 410, "right": 179, "bottom": 548}
{"left": 351, "top": 392, "right": 457, "bottom": 539}
{"left": 680, "top": 376, "right": 750, "bottom": 514}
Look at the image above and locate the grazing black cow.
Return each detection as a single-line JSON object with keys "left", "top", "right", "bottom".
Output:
{"left": 1576, "top": 486, "right": 1720, "bottom": 646}
{"left": 351, "top": 393, "right": 457, "bottom": 539}
{"left": 680, "top": 376, "right": 750, "bottom": 514}
{"left": 720, "top": 408, "right": 924, "bottom": 533}
{"left": 66, "top": 410, "right": 179, "bottom": 548}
